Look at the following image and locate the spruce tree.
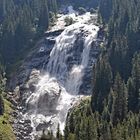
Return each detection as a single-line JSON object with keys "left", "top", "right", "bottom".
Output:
{"left": 92, "top": 54, "right": 112, "bottom": 113}
{"left": 131, "top": 53, "right": 140, "bottom": 112}
{"left": 38, "top": 0, "right": 49, "bottom": 33}
{"left": 0, "top": 94, "right": 4, "bottom": 115}
{"left": 111, "top": 73, "right": 128, "bottom": 125}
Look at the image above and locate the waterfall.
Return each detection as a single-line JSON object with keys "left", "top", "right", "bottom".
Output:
{"left": 24, "top": 7, "right": 99, "bottom": 138}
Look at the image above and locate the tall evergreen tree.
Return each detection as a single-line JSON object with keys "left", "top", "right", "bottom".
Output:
{"left": 130, "top": 53, "right": 140, "bottom": 112}
{"left": 92, "top": 54, "right": 112, "bottom": 113}
{"left": 0, "top": 94, "right": 4, "bottom": 115}
{"left": 0, "top": 64, "right": 4, "bottom": 115}
{"left": 38, "top": 0, "right": 49, "bottom": 33}
{"left": 111, "top": 73, "right": 128, "bottom": 125}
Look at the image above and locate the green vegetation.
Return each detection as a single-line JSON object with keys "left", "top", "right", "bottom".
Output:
{"left": 63, "top": 0, "right": 140, "bottom": 140}
{"left": 90, "top": 8, "right": 96, "bottom": 14}
{"left": 0, "top": 64, "right": 5, "bottom": 115}
{"left": 39, "top": 129, "right": 63, "bottom": 140}
{"left": 0, "top": 64, "right": 15, "bottom": 140}
{"left": 58, "top": 0, "right": 99, "bottom": 9}
{"left": 78, "top": 7, "right": 87, "bottom": 15}
{"left": 40, "top": 130, "right": 56, "bottom": 140}
{"left": 0, "top": 0, "right": 58, "bottom": 73}
{"left": 0, "top": 99, "right": 16, "bottom": 140}
{"left": 65, "top": 98, "right": 140, "bottom": 140}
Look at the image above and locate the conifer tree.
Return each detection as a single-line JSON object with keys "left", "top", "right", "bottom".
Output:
{"left": 131, "top": 53, "right": 140, "bottom": 112}
{"left": 92, "top": 54, "right": 112, "bottom": 113}
{"left": 111, "top": 73, "right": 128, "bottom": 125}
{"left": 0, "top": 94, "right": 4, "bottom": 115}
{"left": 38, "top": 0, "right": 49, "bottom": 33}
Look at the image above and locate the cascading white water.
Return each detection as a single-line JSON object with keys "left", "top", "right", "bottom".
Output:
{"left": 24, "top": 6, "right": 99, "bottom": 138}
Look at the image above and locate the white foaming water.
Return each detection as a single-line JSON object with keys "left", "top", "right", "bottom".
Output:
{"left": 24, "top": 6, "right": 99, "bottom": 138}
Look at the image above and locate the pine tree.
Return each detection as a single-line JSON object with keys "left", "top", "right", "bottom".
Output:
{"left": 0, "top": 0, "right": 58, "bottom": 69}
{"left": 0, "top": 94, "right": 4, "bottom": 115}
{"left": 64, "top": 124, "right": 69, "bottom": 140}
{"left": 127, "top": 77, "right": 135, "bottom": 111}
{"left": 69, "top": 113, "right": 75, "bottom": 133}
{"left": 131, "top": 53, "right": 140, "bottom": 112}
{"left": 0, "top": 64, "right": 4, "bottom": 115}
{"left": 38, "top": 0, "right": 49, "bottom": 33}
{"left": 92, "top": 54, "right": 112, "bottom": 113}
{"left": 56, "top": 123, "right": 60, "bottom": 139}
{"left": 111, "top": 73, "right": 128, "bottom": 125}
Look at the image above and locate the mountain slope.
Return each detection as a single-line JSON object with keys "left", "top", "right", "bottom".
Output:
{"left": 64, "top": 0, "right": 140, "bottom": 140}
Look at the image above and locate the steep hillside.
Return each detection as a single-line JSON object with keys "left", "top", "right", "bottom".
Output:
{"left": 64, "top": 0, "right": 140, "bottom": 140}
{"left": 0, "top": 0, "right": 140, "bottom": 140}
{"left": 0, "top": 64, "right": 16, "bottom": 140}
{"left": 0, "top": 0, "right": 57, "bottom": 74}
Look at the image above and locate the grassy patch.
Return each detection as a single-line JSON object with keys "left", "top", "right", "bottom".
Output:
{"left": 0, "top": 99, "right": 16, "bottom": 140}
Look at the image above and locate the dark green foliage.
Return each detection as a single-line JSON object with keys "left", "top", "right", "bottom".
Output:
{"left": 58, "top": 0, "right": 99, "bottom": 9}
{"left": 39, "top": 125, "right": 63, "bottom": 140}
{"left": 90, "top": 8, "right": 96, "bottom": 14}
{"left": 92, "top": 54, "right": 112, "bottom": 113}
{"left": 65, "top": 98, "right": 140, "bottom": 140}
{"left": 0, "top": 0, "right": 57, "bottom": 72}
{"left": 109, "top": 36, "right": 130, "bottom": 80}
{"left": 89, "top": 0, "right": 140, "bottom": 139}
{"left": 56, "top": 123, "right": 63, "bottom": 140}
{"left": 78, "top": 7, "right": 86, "bottom": 15}
{"left": 40, "top": 130, "right": 56, "bottom": 140}
{"left": 95, "top": 0, "right": 140, "bottom": 112}
{"left": 99, "top": 0, "right": 140, "bottom": 81}
{"left": 49, "top": 11, "right": 56, "bottom": 26}
{"left": 0, "top": 64, "right": 5, "bottom": 115}
{"left": 47, "top": 0, "right": 57, "bottom": 15}
{"left": 0, "top": 94, "right": 4, "bottom": 115}
{"left": 38, "top": 0, "right": 49, "bottom": 33}
{"left": 99, "top": 0, "right": 112, "bottom": 22}
{"left": 128, "top": 53, "right": 140, "bottom": 112}
{"left": 111, "top": 74, "right": 128, "bottom": 125}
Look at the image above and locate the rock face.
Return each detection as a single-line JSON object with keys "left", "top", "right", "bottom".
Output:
{"left": 10, "top": 7, "right": 105, "bottom": 140}
{"left": 26, "top": 74, "right": 61, "bottom": 113}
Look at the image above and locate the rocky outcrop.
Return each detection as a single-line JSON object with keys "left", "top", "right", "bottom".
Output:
{"left": 12, "top": 111, "right": 33, "bottom": 140}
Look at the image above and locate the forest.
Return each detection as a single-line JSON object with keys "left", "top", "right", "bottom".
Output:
{"left": 63, "top": 0, "right": 140, "bottom": 140}
{"left": 0, "top": 0, "right": 57, "bottom": 73}
{"left": 0, "top": 0, "right": 140, "bottom": 140}
{"left": 0, "top": 0, "right": 57, "bottom": 139}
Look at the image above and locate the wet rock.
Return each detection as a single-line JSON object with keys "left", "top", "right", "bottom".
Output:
{"left": 13, "top": 118, "right": 33, "bottom": 140}
{"left": 27, "top": 69, "right": 40, "bottom": 92}
{"left": 37, "top": 90, "right": 60, "bottom": 112}
{"left": 45, "top": 29, "right": 64, "bottom": 37}
{"left": 36, "top": 121, "right": 51, "bottom": 131}
{"left": 11, "top": 111, "right": 18, "bottom": 117}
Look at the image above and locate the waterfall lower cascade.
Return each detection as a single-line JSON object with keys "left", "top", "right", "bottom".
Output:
{"left": 24, "top": 6, "right": 100, "bottom": 138}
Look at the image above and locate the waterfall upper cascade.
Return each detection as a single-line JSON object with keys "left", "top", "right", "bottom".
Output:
{"left": 23, "top": 6, "right": 100, "bottom": 138}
